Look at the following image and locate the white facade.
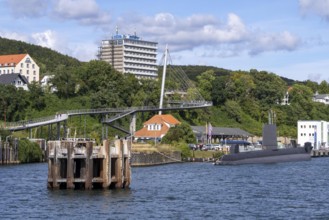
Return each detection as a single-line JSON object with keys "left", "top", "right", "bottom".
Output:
{"left": 98, "top": 31, "right": 158, "bottom": 79}
{"left": 297, "top": 120, "right": 329, "bottom": 150}
{"left": 40, "top": 75, "right": 57, "bottom": 92}
{"left": 313, "top": 94, "right": 329, "bottom": 105}
{"left": 0, "top": 54, "right": 40, "bottom": 83}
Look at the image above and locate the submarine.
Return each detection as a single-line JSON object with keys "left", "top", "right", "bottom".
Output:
{"left": 214, "top": 124, "right": 313, "bottom": 165}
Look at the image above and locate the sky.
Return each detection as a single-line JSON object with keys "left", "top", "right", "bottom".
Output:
{"left": 1, "top": 0, "right": 329, "bottom": 82}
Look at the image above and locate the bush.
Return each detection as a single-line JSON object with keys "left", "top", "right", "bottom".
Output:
{"left": 173, "top": 141, "right": 192, "bottom": 159}
{"left": 18, "top": 139, "right": 43, "bottom": 163}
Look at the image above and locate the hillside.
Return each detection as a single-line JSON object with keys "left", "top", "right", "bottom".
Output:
{"left": 0, "top": 37, "right": 81, "bottom": 76}
{"left": 1, "top": 38, "right": 329, "bottom": 141}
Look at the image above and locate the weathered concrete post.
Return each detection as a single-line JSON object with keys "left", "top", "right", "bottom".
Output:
{"left": 66, "top": 141, "right": 74, "bottom": 189}
{"left": 122, "top": 139, "right": 131, "bottom": 188}
{"left": 102, "top": 139, "right": 111, "bottom": 188}
{"left": 115, "top": 139, "right": 123, "bottom": 188}
{"left": 85, "top": 141, "right": 93, "bottom": 189}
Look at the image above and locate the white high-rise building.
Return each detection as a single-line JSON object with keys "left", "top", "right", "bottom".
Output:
{"left": 297, "top": 120, "right": 329, "bottom": 150}
{"left": 98, "top": 29, "right": 158, "bottom": 79}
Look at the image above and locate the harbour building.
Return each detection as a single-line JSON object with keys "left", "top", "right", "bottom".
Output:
{"left": 98, "top": 29, "right": 158, "bottom": 79}
{"left": 297, "top": 120, "right": 329, "bottom": 150}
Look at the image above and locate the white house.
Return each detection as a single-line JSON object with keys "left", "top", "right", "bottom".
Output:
{"left": 313, "top": 93, "right": 329, "bottom": 105}
{"left": 40, "top": 75, "right": 57, "bottom": 92}
{"left": 297, "top": 120, "right": 329, "bottom": 150}
{"left": 0, "top": 73, "right": 29, "bottom": 90}
{"left": 0, "top": 54, "right": 40, "bottom": 83}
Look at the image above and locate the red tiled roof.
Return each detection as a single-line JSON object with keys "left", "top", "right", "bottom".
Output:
{"left": 144, "top": 114, "right": 180, "bottom": 126}
{"left": 134, "top": 114, "right": 180, "bottom": 138}
{"left": 0, "top": 54, "right": 27, "bottom": 66}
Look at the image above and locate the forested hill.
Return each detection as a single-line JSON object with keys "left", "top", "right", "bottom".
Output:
{"left": 0, "top": 37, "right": 81, "bottom": 75}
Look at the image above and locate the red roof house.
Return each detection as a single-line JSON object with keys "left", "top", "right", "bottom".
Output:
{"left": 134, "top": 114, "right": 181, "bottom": 141}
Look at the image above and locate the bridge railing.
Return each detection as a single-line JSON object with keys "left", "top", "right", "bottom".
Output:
{"left": 3, "top": 101, "right": 212, "bottom": 130}
{"left": 4, "top": 115, "right": 57, "bottom": 129}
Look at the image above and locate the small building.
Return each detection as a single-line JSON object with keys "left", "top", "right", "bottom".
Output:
{"left": 0, "top": 73, "right": 29, "bottom": 90}
{"left": 297, "top": 120, "right": 329, "bottom": 150}
{"left": 191, "top": 126, "right": 252, "bottom": 143}
{"left": 134, "top": 114, "right": 181, "bottom": 142}
{"left": 0, "top": 54, "right": 40, "bottom": 83}
{"left": 313, "top": 93, "right": 329, "bottom": 105}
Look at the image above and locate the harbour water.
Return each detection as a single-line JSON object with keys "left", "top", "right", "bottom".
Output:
{"left": 1, "top": 158, "right": 329, "bottom": 219}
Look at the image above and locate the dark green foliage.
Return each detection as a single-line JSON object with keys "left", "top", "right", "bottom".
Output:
{"left": 172, "top": 141, "right": 192, "bottom": 159}
{"left": 18, "top": 139, "right": 43, "bottom": 163}
{"left": 161, "top": 122, "right": 196, "bottom": 144}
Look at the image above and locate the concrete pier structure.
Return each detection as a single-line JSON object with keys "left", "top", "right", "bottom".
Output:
{"left": 47, "top": 138, "right": 131, "bottom": 190}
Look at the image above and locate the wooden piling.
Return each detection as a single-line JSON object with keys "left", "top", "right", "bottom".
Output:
{"left": 47, "top": 138, "right": 131, "bottom": 190}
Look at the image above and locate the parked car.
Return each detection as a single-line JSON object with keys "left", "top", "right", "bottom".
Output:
{"left": 203, "top": 144, "right": 215, "bottom": 151}
{"left": 188, "top": 144, "right": 197, "bottom": 150}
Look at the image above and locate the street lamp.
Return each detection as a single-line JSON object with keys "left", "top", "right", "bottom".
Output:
{"left": 154, "top": 123, "right": 157, "bottom": 146}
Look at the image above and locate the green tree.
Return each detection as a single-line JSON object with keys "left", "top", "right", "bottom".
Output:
{"left": 250, "top": 69, "right": 287, "bottom": 108}
{"left": 224, "top": 100, "right": 243, "bottom": 123}
{"left": 196, "top": 70, "right": 216, "bottom": 101}
{"left": 318, "top": 80, "right": 329, "bottom": 94}
{"left": 28, "top": 82, "right": 46, "bottom": 111}
{"left": 161, "top": 122, "right": 196, "bottom": 144}
{"left": 50, "top": 65, "right": 77, "bottom": 99}
{"left": 18, "top": 139, "right": 43, "bottom": 163}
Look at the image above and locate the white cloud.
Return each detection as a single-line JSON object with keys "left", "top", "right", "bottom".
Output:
{"left": 0, "top": 31, "right": 30, "bottom": 42}
{"left": 53, "top": 0, "right": 111, "bottom": 25}
{"left": 249, "top": 31, "right": 300, "bottom": 55}
{"left": 115, "top": 13, "right": 300, "bottom": 56}
{"left": 4, "top": 0, "right": 49, "bottom": 18}
{"left": 299, "top": 0, "right": 329, "bottom": 20}
{"left": 31, "top": 30, "right": 59, "bottom": 49}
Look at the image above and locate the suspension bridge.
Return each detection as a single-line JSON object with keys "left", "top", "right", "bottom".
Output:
{"left": 2, "top": 47, "right": 212, "bottom": 139}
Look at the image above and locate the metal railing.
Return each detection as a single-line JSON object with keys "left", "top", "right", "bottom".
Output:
{"left": 3, "top": 101, "right": 212, "bottom": 131}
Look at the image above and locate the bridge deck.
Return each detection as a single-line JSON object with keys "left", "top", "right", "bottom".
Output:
{"left": 3, "top": 102, "right": 212, "bottom": 131}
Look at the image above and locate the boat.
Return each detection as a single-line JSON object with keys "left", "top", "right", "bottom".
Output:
{"left": 214, "top": 124, "right": 313, "bottom": 165}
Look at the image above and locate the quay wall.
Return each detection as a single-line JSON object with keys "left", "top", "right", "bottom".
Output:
{"left": 312, "top": 149, "right": 329, "bottom": 157}
{"left": 131, "top": 151, "right": 181, "bottom": 166}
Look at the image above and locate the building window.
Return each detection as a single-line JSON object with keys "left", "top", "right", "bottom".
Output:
{"left": 33, "top": 70, "right": 36, "bottom": 75}
{"left": 32, "top": 64, "right": 35, "bottom": 69}
{"left": 11, "top": 69, "right": 14, "bottom": 73}
{"left": 27, "top": 76, "right": 29, "bottom": 81}
{"left": 0, "top": 70, "right": 1, "bottom": 74}
{"left": 33, "top": 77, "right": 36, "bottom": 81}
{"left": 26, "top": 63, "right": 29, "bottom": 68}
{"left": 27, "top": 70, "right": 29, "bottom": 75}
{"left": 20, "top": 69, "right": 22, "bottom": 74}
{"left": 21, "top": 63, "right": 23, "bottom": 68}
{"left": 301, "top": 133, "right": 303, "bottom": 136}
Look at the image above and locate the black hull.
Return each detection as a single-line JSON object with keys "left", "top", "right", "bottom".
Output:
{"left": 215, "top": 147, "right": 311, "bottom": 165}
